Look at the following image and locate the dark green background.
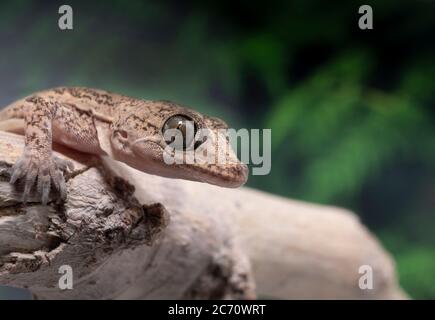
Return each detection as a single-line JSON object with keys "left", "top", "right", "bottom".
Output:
{"left": 0, "top": 0, "right": 434, "bottom": 299}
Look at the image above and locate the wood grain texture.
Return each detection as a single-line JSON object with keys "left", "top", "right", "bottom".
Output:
{"left": 0, "top": 131, "right": 405, "bottom": 299}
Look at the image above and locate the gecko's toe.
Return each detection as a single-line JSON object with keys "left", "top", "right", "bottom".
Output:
{"left": 10, "top": 157, "right": 28, "bottom": 184}
{"left": 10, "top": 152, "right": 71, "bottom": 205}
{"left": 50, "top": 166, "right": 67, "bottom": 201}
{"left": 22, "top": 165, "right": 37, "bottom": 204}
{"left": 52, "top": 156, "right": 72, "bottom": 201}
{"left": 37, "top": 171, "right": 51, "bottom": 206}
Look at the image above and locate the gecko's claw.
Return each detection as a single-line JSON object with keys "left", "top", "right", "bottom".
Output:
{"left": 54, "top": 157, "right": 74, "bottom": 172}
{"left": 10, "top": 151, "right": 74, "bottom": 205}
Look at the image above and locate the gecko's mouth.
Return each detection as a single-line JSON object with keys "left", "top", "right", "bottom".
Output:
{"left": 183, "top": 162, "right": 249, "bottom": 188}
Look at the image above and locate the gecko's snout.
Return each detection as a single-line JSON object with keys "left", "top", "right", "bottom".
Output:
{"left": 129, "top": 136, "right": 249, "bottom": 188}
{"left": 189, "top": 161, "right": 249, "bottom": 188}
{"left": 211, "top": 162, "right": 249, "bottom": 188}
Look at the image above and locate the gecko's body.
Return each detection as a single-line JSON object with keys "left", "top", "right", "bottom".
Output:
{"left": 0, "top": 87, "right": 248, "bottom": 204}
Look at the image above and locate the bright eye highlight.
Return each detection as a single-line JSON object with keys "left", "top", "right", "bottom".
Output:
{"left": 163, "top": 115, "right": 196, "bottom": 150}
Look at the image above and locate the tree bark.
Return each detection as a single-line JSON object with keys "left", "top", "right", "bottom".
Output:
{"left": 0, "top": 131, "right": 406, "bottom": 299}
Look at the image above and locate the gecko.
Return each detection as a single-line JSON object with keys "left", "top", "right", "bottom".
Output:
{"left": 0, "top": 87, "right": 248, "bottom": 204}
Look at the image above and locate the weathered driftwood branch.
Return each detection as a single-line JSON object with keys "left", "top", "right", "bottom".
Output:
{"left": 0, "top": 131, "right": 255, "bottom": 299}
{"left": 0, "top": 131, "right": 406, "bottom": 299}
{"left": 226, "top": 189, "right": 407, "bottom": 299}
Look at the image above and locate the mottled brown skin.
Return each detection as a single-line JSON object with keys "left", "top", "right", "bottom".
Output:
{"left": 0, "top": 87, "right": 248, "bottom": 204}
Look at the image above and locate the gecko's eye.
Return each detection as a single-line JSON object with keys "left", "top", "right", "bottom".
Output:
{"left": 163, "top": 115, "right": 197, "bottom": 150}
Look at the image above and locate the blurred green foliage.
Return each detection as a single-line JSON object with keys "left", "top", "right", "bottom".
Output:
{"left": 0, "top": 0, "right": 433, "bottom": 298}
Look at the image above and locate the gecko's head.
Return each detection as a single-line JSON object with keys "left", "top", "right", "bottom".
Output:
{"left": 110, "top": 101, "right": 248, "bottom": 188}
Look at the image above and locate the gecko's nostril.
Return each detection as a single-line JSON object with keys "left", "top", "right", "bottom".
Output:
{"left": 118, "top": 130, "right": 128, "bottom": 140}
{"left": 119, "top": 130, "right": 128, "bottom": 139}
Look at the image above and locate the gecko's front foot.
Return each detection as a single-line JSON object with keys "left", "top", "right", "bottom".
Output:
{"left": 9, "top": 150, "right": 74, "bottom": 205}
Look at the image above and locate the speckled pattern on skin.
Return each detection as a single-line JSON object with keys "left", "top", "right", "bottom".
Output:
{"left": 0, "top": 87, "right": 248, "bottom": 204}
